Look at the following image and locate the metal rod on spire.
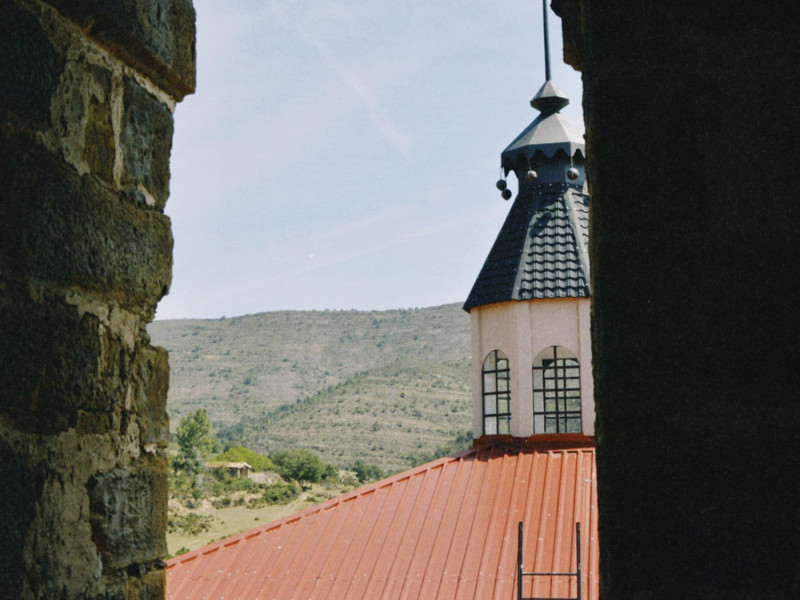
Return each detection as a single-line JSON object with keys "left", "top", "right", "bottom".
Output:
{"left": 542, "top": 0, "right": 551, "bottom": 81}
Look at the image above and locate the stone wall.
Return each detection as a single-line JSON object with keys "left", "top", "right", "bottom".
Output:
{"left": 0, "top": 1, "right": 194, "bottom": 598}
{"left": 553, "top": 1, "right": 800, "bottom": 598}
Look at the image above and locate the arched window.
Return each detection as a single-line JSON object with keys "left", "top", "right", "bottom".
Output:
{"left": 482, "top": 350, "right": 511, "bottom": 435}
{"left": 532, "top": 346, "right": 582, "bottom": 433}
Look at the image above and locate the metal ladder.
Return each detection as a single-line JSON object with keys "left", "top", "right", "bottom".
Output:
{"left": 517, "top": 521, "right": 582, "bottom": 600}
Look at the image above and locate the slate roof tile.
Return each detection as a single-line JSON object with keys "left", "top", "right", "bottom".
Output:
{"left": 464, "top": 185, "right": 590, "bottom": 311}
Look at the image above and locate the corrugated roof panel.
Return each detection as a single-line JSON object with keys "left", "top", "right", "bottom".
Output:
{"left": 379, "top": 467, "right": 441, "bottom": 598}
{"left": 335, "top": 487, "right": 392, "bottom": 599}
{"left": 368, "top": 473, "right": 430, "bottom": 599}
{"left": 167, "top": 441, "right": 599, "bottom": 600}
{"left": 453, "top": 450, "right": 510, "bottom": 600}
{"left": 431, "top": 454, "right": 488, "bottom": 599}
{"left": 275, "top": 498, "right": 350, "bottom": 598}
{"left": 321, "top": 489, "right": 394, "bottom": 599}
{"left": 398, "top": 465, "right": 455, "bottom": 599}
{"left": 471, "top": 452, "right": 520, "bottom": 599}
{"left": 345, "top": 483, "right": 407, "bottom": 599}
{"left": 415, "top": 454, "right": 475, "bottom": 599}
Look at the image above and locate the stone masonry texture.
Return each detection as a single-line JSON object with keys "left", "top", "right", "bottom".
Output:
{"left": 553, "top": 1, "right": 800, "bottom": 598}
{"left": 0, "top": 0, "right": 194, "bottom": 598}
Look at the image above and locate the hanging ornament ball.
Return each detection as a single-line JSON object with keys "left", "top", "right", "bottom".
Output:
{"left": 496, "top": 179, "right": 507, "bottom": 191}
{"left": 567, "top": 167, "right": 580, "bottom": 181}
{"left": 501, "top": 188, "right": 512, "bottom": 200}
{"left": 526, "top": 169, "right": 538, "bottom": 183}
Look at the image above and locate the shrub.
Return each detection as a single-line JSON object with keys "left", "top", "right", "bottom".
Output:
{"left": 247, "top": 482, "right": 301, "bottom": 507}
{"left": 272, "top": 450, "right": 336, "bottom": 487}
{"left": 168, "top": 513, "right": 214, "bottom": 535}
{"left": 352, "top": 460, "right": 384, "bottom": 484}
{"left": 338, "top": 472, "right": 359, "bottom": 487}
{"left": 212, "top": 497, "right": 232, "bottom": 509}
{"left": 263, "top": 482, "right": 301, "bottom": 504}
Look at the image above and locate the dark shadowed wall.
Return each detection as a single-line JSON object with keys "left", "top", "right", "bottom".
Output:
{"left": 0, "top": 1, "right": 194, "bottom": 598}
{"left": 553, "top": 1, "right": 800, "bottom": 597}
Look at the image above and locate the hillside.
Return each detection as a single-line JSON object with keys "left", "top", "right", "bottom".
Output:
{"left": 148, "top": 304, "right": 473, "bottom": 474}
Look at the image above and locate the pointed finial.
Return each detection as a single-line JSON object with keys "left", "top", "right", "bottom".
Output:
{"left": 531, "top": 80, "right": 569, "bottom": 113}
{"left": 530, "top": 0, "right": 569, "bottom": 114}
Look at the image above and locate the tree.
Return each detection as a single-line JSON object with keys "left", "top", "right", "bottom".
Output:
{"left": 174, "top": 409, "right": 219, "bottom": 471}
{"left": 272, "top": 449, "right": 335, "bottom": 487}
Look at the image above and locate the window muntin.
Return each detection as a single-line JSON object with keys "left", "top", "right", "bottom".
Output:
{"left": 533, "top": 346, "right": 582, "bottom": 433}
{"left": 482, "top": 350, "right": 511, "bottom": 435}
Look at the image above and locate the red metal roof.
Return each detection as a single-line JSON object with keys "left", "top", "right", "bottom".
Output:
{"left": 167, "top": 438, "right": 598, "bottom": 600}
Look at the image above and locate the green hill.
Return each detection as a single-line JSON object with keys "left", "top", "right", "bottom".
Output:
{"left": 148, "top": 304, "right": 473, "bottom": 474}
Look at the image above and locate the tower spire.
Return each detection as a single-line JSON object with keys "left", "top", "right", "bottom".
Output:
{"left": 530, "top": 0, "right": 568, "bottom": 114}
{"left": 542, "top": 0, "right": 552, "bottom": 82}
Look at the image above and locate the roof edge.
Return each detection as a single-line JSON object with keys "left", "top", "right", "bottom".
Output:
{"left": 473, "top": 433, "right": 595, "bottom": 452}
{"left": 464, "top": 294, "right": 591, "bottom": 314}
{"left": 166, "top": 446, "right": 481, "bottom": 569}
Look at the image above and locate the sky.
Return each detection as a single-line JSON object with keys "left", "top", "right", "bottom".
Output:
{"left": 157, "top": 0, "right": 584, "bottom": 320}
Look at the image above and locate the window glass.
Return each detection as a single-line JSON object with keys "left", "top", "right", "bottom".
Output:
{"left": 482, "top": 350, "right": 511, "bottom": 436}
{"left": 498, "top": 415, "right": 511, "bottom": 435}
{"left": 532, "top": 346, "right": 582, "bottom": 434}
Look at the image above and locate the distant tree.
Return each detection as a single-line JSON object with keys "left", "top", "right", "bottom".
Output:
{"left": 175, "top": 409, "right": 219, "bottom": 471}
{"left": 272, "top": 449, "right": 336, "bottom": 487}
{"left": 352, "top": 460, "right": 384, "bottom": 484}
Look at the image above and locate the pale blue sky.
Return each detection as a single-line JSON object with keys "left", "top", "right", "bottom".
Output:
{"left": 157, "top": 0, "right": 584, "bottom": 319}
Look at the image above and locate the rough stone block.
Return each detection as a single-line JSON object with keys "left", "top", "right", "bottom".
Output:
{"left": 49, "top": 57, "right": 116, "bottom": 182}
{"left": 0, "top": 1, "right": 64, "bottom": 127}
{"left": 121, "top": 77, "right": 174, "bottom": 206}
{"left": 84, "top": 73, "right": 115, "bottom": 180}
{"left": 43, "top": 0, "right": 196, "bottom": 100}
{"left": 87, "top": 460, "right": 168, "bottom": 571}
{"left": 0, "top": 286, "right": 104, "bottom": 434}
{"left": 134, "top": 345, "right": 170, "bottom": 449}
{"left": 0, "top": 135, "right": 172, "bottom": 313}
{"left": 0, "top": 282, "right": 174, "bottom": 441}
{"left": 0, "top": 438, "right": 45, "bottom": 600}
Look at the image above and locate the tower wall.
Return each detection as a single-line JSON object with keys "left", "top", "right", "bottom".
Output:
{"left": 470, "top": 298, "right": 593, "bottom": 437}
{"left": 0, "top": 1, "right": 195, "bottom": 598}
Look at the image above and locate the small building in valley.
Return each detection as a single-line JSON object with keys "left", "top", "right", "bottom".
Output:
{"left": 212, "top": 461, "right": 253, "bottom": 478}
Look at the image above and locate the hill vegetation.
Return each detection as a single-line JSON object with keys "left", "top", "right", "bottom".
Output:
{"left": 148, "top": 303, "right": 473, "bottom": 474}
{"left": 166, "top": 416, "right": 357, "bottom": 555}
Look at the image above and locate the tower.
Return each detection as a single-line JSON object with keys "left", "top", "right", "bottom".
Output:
{"left": 464, "top": 4, "right": 592, "bottom": 441}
